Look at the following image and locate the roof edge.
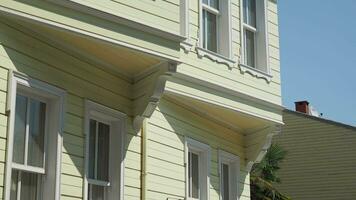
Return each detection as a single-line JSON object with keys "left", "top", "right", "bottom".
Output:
{"left": 284, "top": 109, "right": 356, "bottom": 131}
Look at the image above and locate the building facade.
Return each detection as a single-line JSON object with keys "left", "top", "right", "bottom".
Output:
{"left": 0, "top": 0, "right": 281, "bottom": 200}
{"left": 274, "top": 107, "right": 356, "bottom": 200}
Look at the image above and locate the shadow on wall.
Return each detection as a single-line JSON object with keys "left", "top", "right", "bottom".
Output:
{"left": 144, "top": 97, "right": 248, "bottom": 199}
{"left": 0, "top": 18, "right": 137, "bottom": 199}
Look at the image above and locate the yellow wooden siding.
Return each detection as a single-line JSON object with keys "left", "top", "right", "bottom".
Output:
{"left": 0, "top": 20, "right": 142, "bottom": 200}
{"left": 146, "top": 98, "right": 251, "bottom": 200}
{"left": 68, "top": 0, "right": 180, "bottom": 34}
{"left": 273, "top": 111, "right": 356, "bottom": 200}
{"left": 0, "top": 0, "right": 180, "bottom": 60}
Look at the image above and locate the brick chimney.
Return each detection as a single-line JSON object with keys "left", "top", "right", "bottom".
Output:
{"left": 295, "top": 101, "right": 309, "bottom": 114}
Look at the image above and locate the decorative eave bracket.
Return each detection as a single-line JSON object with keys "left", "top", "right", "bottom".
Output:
{"left": 245, "top": 124, "right": 282, "bottom": 172}
{"left": 132, "top": 62, "right": 177, "bottom": 132}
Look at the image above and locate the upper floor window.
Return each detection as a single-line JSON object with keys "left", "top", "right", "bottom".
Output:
{"left": 202, "top": 0, "right": 219, "bottom": 52}
{"left": 84, "top": 100, "right": 126, "bottom": 200}
{"left": 199, "top": 0, "right": 232, "bottom": 58}
{"left": 241, "top": 0, "right": 269, "bottom": 72}
{"left": 5, "top": 74, "right": 65, "bottom": 200}
{"left": 186, "top": 138, "right": 211, "bottom": 200}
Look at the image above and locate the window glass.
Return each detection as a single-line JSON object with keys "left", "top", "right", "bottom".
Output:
{"left": 222, "top": 164, "right": 229, "bottom": 200}
{"left": 203, "top": 10, "right": 218, "bottom": 53}
{"left": 11, "top": 170, "right": 40, "bottom": 200}
{"left": 10, "top": 170, "right": 18, "bottom": 200}
{"left": 97, "top": 123, "right": 110, "bottom": 181}
{"left": 88, "top": 120, "right": 110, "bottom": 181}
{"left": 210, "top": 0, "right": 219, "bottom": 9}
{"left": 89, "top": 119, "right": 97, "bottom": 179}
{"left": 189, "top": 151, "right": 200, "bottom": 199}
{"left": 89, "top": 185, "right": 105, "bottom": 200}
{"left": 13, "top": 95, "right": 27, "bottom": 164}
{"left": 245, "top": 29, "right": 255, "bottom": 67}
{"left": 243, "top": 0, "right": 256, "bottom": 27}
{"left": 28, "top": 99, "right": 46, "bottom": 167}
{"left": 20, "top": 172, "right": 39, "bottom": 200}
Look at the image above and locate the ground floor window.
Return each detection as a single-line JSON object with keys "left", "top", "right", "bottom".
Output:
{"left": 84, "top": 100, "right": 126, "bottom": 200}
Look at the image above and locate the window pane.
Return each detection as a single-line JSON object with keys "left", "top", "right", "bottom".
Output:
{"left": 13, "top": 95, "right": 27, "bottom": 164}
{"left": 89, "top": 184, "right": 105, "bottom": 200}
{"left": 10, "top": 170, "right": 18, "bottom": 200}
{"left": 203, "top": 10, "right": 217, "bottom": 53}
{"left": 20, "top": 172, "right": 39, "bottom": 200}
{"left": 243, "top": 0, "right": 256, "bottom": 27}
{"left": 88, "top": 120, "right": 97, "bottom": 179}
{"left": 97, "top": 122, "right": 110, "bottom": 181}
{"left": 189, "top": 152, "right": 199, "bottom": 198}
{"left": 203, "top": 0, "right": 208, "bottom": 5}
{"left": 222, "top": 164, "right": 229, "bottom": 200}
{"left": 28, "top": 99, "right": 46, "bottom": 168}
{"left": 245, "top": 29, "right": 255, "bottom": 67}
{"left": 210, "top": 0, "right": 219, "bottom": 9}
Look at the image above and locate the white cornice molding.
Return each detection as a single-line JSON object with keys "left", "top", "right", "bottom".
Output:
{"left": 239, "top": 64, "right": 273, "bottom": 83}
{"left": 47, "top": 0, "right": 186, "bottom": 43}
{"left": 196, "top": 47, "right": 236, "bottom": 69}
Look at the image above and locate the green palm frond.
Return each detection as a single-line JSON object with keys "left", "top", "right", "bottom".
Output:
{"left": 250, "top": 144, "right": 291, "bottom": 200}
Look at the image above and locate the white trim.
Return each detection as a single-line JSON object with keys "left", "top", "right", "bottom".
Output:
{"left": 185, "top": 138, "right": 211, "bottom": 200}
{"left": 239, "top": 63, "right": 272, "bottom": 82}
{"left": 180, "top": 0, "right": 195, "bottom": 54}
{"left": 218, "top": 150, "right": 240, "bottom": 200}
{"left": 196, "top": 47, "right": 236, "bottom": 69}
{"left": 4, "top": 71, "right": 66, "bottom": 200}
{"left": 84, "top": 100, "right": 126, "bottom": 200}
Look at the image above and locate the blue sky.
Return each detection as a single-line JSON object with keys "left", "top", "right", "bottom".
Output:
{"left": 279, "top": 0, "right": 356, "bottom": 126}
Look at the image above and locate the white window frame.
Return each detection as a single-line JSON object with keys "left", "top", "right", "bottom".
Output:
{"left": 240, "top": 0, "right": 271, "bottom": 78}
{"left": 4, "top": 72, "right": 66, "bottom": 200}
{"left": 218, "top": 150, "right": 240, "bottom": 200}
{"left": 197, "top": 0, "right": 234, "bottom": 67}
{"left": 185, "top": 138, "right": 211, "bottom": 200}
{"left": 83, "top": 100, "right": 126, "bottom": 200}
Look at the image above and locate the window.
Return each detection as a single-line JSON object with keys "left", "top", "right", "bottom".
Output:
{"left": 241, "top": 0, "right": 269, "bottom": 72}
{"left": 218, "top": 150, "right": 240, "bottom": 200}
{"left": 84, "top": 100, "right": 126, "bottom": 200}
{"left": 199, "top": 0, "right": 232, "bottom": 58}
{"left": 188, "top": 151, "right": 200, "bottom": 199}
{"left": 202, "top": 0, "right": 219, "bottom": 52}
{"left": 5, "top": 74, "right": 65, "bottom": 200}
{"left": 185, "top": 138, "right": 210, "bottom": 200}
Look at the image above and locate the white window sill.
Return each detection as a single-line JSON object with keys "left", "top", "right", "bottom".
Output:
{"left": 196, "top": 47, "right": 236, "bottom": 69}
{"left": 239, "top": 64, "right": 273, "bottom": 82}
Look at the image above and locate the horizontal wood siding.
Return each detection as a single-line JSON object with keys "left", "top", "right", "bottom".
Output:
{"left": 273, "top": 111, "right": 356, "bottom": 200}
{"left": 146, "top": 98, "right": 251, "bottom": 200}
{"left": 69, "top": 0, "right": 180, "bottom": 34}
{"left": 0, "top": 21, "right": 141, "bottom": 200}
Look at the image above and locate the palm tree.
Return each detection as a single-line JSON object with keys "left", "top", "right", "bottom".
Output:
{"left": 250, "top": 143, "right": 291, "bottom": 200}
